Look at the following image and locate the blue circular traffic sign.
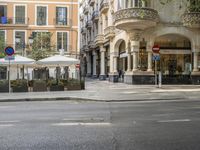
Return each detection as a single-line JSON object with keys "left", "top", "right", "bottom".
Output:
{"left": 5, "top": 46, "right": 15, "bottom": 56}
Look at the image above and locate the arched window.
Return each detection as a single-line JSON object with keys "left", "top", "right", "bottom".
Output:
{"left": 118, "top": 0, "right": 149, "bottom": 10}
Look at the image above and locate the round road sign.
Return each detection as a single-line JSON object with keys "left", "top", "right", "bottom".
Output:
{"left": 152, "top": 45, "right": 160, "bottom": 53}
{"left": 5, "top": 46, "right": 15, "bottom": 56}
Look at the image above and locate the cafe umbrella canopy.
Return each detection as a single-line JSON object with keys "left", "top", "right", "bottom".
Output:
{"left": 0, "top": 55, "right": 36, "bottom": 79}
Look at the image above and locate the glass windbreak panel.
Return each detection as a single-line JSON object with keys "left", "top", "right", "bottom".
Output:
{"left": 56, "top": 7, "right": 67, "bottom": 25}
{"left": 37, "top": 6, "right": 47, "bottom": 25}
{"left": 0, "top": 5, "right": 7, "bottom": 24}
{"left": 15, "top": 6, "right": 25, "bottom": 24}
{"left": 15, "top": 31, "right": 25, "bottom": 53}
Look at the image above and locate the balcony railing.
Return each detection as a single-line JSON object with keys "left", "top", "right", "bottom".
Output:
{"left": 54, "top": 18, "right": 71, "bottom": 27}
{"left": 95, "top": 34, "right": 104, "bottom": 46}
{"left": 100, "top": 0, "right": 109, "bottom": 14}
{"left": 88, "top": 41, "right": 95, "bottom": 49}
{"left": 0, "top": 17, "right": 29, "bottom": 26}
{"left": 182, "top": 12, "right": 200, "bottom": 28}
{"left": 92, "top": 11, "right": 99, "bottom": 21}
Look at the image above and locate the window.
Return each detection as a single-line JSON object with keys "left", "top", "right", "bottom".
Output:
{"left": 57, "top": 32, "right": 68, "bottom": 52}
{"left": 15, "top": 31, "right": 25, "bottom": 52}
{"left": 0, "top": 30, "right": 6, "bottom": 56}
{"left": 0, "top": 5, "right": 7, "bottom": 24}
{"left": 15, "top": 5, "right": 26, "bottom": 24}
{"left": 56, "top": 7, "right": 67, "bottom": 25}
{"left": 37, "top": 6, "right": 47, "bottom": 25}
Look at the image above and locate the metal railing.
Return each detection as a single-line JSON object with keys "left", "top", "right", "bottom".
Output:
{"left": 0, "top": 17, "right": 29, "bottom": 25}
{"left": 54, "top": 18, "right": 71, "bottom": 26}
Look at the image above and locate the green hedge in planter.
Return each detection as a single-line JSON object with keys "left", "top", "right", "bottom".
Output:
{"left": 11, "top": 80, "right": 28, "bottom": 92}
{"left": 67, "top": 79, "right": 82, "bottom": 91}
{"left": 0, "top": 80, "right": 9, "bottom": 93}
{"left": 48, "top": 80, "right": 64, "bottom": 91}
{"left": 33, "top": 80, "right": 47, "bottom": 92}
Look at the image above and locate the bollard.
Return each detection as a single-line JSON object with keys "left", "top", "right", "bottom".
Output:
{"left": 158, "top": 71, "right": 162, "bottom": 88}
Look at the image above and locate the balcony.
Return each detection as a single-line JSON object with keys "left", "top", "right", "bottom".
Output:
{"left": 54, "top": 18, "right": 70, "bottom": 27}
{"left": 182, "top": 12, "right": 200, "bottom": 28}
{"left": 81, "top": 27, "right": 87, "bottom": 35}
{"left": 100, "top": 0, "right": 109, "bottom": 14}
{"left": 88, "top": 41, "right": 95, "bottom": 49}
{"left": 104, "top": 26, "right": 115, "bottom": 39}
{"left": 113, "top": 8, "right": 159, "bottom": 31}
{"left": 83, "top": 5, "right": 89, "bottom": 14}
{"left": 95, "top": 34, "right": 104, "bottom": 46}
{"left": 0, "top": 17, "right": 29, "bottom": 27}
{"left": 83, "top": 44, "right": 89, "bottom": 51}
{"left": 92, "top": 11, "right": 99, "bottom": 22}
{"left": 86, "top": 20, "right": 92, "bottom": 29}
{"left": 89, "top": 0, "right": 95, "bottom": 6}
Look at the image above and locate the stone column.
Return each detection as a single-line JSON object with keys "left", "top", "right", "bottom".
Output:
{"left": 92, "top": 51, "right": 97, "bottom": 77}
{"left": 113, "top": 56, "right": 118, "bottom": 73}
{"left": 86, "top": 52, "right": 92, "bottom": 77}
{"left": 99, "top": 46, "right": 106, "bottom": 80}
{"left": 147, "top": 52, "right": 153, "bottom": 71}
{"left": 127, "top": 53, "right": 131, "bottom": 72}
{"left": 193, "top": 52, "right": 198, "bottom": 72}
{"left": 132, "top": 52, "right": 138, "bottom": 71}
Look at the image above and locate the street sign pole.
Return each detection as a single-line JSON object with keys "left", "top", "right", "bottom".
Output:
{"left": 155, "top": 60, "right": 157, "bottom": 86}
{"left": 8, "top": 59, "right": 11, "bottom": 93}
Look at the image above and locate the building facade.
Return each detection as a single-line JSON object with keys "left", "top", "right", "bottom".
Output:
{"left": 80, "top": 0, "right": 200, "bottom": 84}
{"left": 0, "top": 0, "right": 78, "bottom": 79}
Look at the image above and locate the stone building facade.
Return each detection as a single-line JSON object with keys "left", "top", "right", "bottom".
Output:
{"left": 80, "top": 0, "right": 200, "bottom": 84}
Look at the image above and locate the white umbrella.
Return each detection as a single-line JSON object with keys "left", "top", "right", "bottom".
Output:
{"left": 37, "top": 55, "right": 80, "bottom": 66}
{"left": 0, "top": 55, "right": 35, "bottom": 65}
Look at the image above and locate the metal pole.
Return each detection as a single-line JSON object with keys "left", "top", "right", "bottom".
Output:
{"left": 155, "top": 60, "right": 157, "bottom": 86}
{"left": 159, "top": 71, "right": 162, "bottom": 88}
{"left": 8, "top": 59, "right": 11, "bottom": 93}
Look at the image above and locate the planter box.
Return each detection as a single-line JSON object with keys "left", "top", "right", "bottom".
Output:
{"left": 0, "top": 81, "right": 9, "bottom": 93}
{"left": 13, "top": 86, "right": 28, "bottom": 92}
{"left": 33, "top": 81, "right": 47, "bottom": 92}
{"left": 67, "top": 84, "right": 82, "bottom": 90}
{"left": 50, "top": 85, "right": 64, "bottom": 91}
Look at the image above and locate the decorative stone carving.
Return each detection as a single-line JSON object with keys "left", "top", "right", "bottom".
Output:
{"left": 129, "top": 31, "right": 141, "bottom": 41}
{"left": 104, "top": 26, "right": 115, "bottom": 39}
{"left": 182, "top": 12, "right": 200, "bottom": 28}
{"left": 114, "top": 8, "right": 159, "bottom": 23}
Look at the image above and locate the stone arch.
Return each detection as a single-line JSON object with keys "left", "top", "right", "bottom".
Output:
{"left": 114, "top": 39, "right": 126, "bottom": 54}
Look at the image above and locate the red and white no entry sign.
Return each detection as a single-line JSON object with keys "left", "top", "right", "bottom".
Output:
{"left": 152, "top": 45, "right": 160, "bottom": 53}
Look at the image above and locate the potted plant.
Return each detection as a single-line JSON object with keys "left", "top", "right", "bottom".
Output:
{"left": 0, "top": 80, "right": 9, "bottom": 92}
{"left": 48, "top": 79, "right": 64, "bottom": 91}
{"left": 11, "top": 80, "right": 28, "bottom": 92}
{"left": 33, "top": 80, "right": 47, "bottom": 92}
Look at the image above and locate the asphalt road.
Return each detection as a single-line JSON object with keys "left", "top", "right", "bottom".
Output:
{"left": 0, "top": 99, "right": 200, "bottom": 150}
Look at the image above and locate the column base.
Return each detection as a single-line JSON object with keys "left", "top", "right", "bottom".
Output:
{"left": 99, "top": 75, "right": 107, "bottom": 80}
{"left": 124, "top": 71, "right": 154, "bottom": 84}
{"left": 86, "top": 73, "right": 92, "bottom": 77}
{"left": 191, "top": 72, "right": 200, "bottom": 84}
{"left": 109, "top": 73, "right": 119, "bottom": 83}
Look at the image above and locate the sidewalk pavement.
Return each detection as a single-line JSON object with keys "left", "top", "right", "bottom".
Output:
{"left": 1, "top": 78, "right": 200, "bottom": 102}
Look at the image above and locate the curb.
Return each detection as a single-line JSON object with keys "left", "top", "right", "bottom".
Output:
{"left": 0, "top": 96, "right": 188, "bottom": 103}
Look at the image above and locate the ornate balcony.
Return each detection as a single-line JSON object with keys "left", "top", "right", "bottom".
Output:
{"left": 92, "top": 11, "right": 99, "bottom": 22}
{"left": 83, "top": 5, "right": 89, "bottom": 14}
{"left": 104, "top": 26, "right": 115, "bottom": 39}
{"left": 89, "top": 0, "right": 95, "bottom": 6}
{"left": 81, "top": 27, "right": 87, "bottom": 35}
{"left": 95, "top": 34, "right": 104, "bottom": 46}
{"left": 86, "top": 20, "right": 92, "bottom": 29}
{"left": 88, "top": 41, "right": 95, "bottom": 49}
{"left": 80, "top": 14, "right": 84, "bottom": 21}
{"left": 113, "top": 8, "right": 159, "bottom": 31}
{"left": 100, "top": 0, "right": 109, "bottom": 14}
{"left": 83, "top": 44, "right": 89, "bottom": 51}
{"left": 182, "top": 12, "right": 200, "bottom": 28}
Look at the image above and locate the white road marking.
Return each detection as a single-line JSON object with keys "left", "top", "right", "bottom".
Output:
{"left": 52, "top": 122, "right": 111, "bottom": 126}
{"left": 0, "top": 120, "right": 20, "bottom": 123}
{"left": 0, "top": 124, "right": 14, "bottom": 127}
{"left": 157, "top": 119, "right": 191, "bottom": 123}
